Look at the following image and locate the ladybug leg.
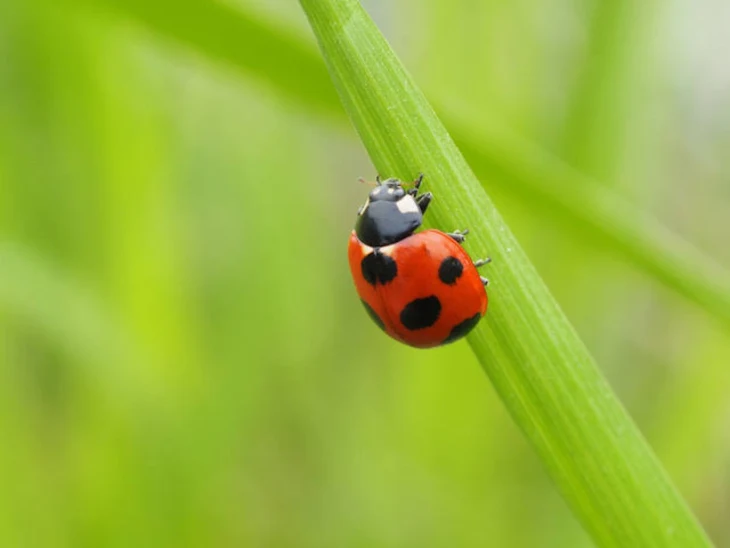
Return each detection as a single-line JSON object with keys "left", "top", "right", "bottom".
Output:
{"left": 407, "top": 173, "right": 425, "bottom": 196}
{"left": 407, "top": 174, "right": 425, "bottom": 194}
{"left": 416, "top": 192, "right": 432, "bottom": 214}
{"left": 447, "top": 229, "right": 469, "bottom": 243}
{"left": 413, "top": 172, "right": 424, "bottom": 189}
{"left": 375, "top": 174, "right": 381, "bottom": 185}
{"left": 473, "top": 257, "right": 491, "bottom": 267}
{"left": 474, "top": 257, "right": 492, "bottom": 286}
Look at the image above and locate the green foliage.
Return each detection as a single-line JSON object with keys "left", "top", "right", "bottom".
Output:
{"left": 0, "top": 0, "right": 728, "bottom": 546}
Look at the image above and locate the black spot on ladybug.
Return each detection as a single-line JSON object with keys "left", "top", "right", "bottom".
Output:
{"left": 442, "top": 313, "right": 482, "bottom": 344}
{"left": 361, "top": 250, "right": 397, "bottom": 286}
{"left": 438, "top": 256, "right": 463, "bottom": 285}
{"left": 361, "top": 299, "right": 386, "bottom": 332}
{"left": 400, "top": 296, "right": 441, "bottom": 330}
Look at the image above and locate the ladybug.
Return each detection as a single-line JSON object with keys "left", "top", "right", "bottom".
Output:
{"left": 348, "top": 174, "right": 489, "bottom": 348}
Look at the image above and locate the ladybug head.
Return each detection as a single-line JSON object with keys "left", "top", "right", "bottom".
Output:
{"left": 367, "top": 179, "right": 407, "bottom": 202}
{"left": 355, "top": 178, "right": 424, "bottom": 247}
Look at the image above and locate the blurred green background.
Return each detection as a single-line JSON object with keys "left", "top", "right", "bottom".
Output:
{"left": 1, "top": 0, "right": 729, "bottom": 546}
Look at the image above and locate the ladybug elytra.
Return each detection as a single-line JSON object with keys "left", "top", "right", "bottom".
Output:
{"left": 348, "top": 174, "right": 489, "bottom": 348}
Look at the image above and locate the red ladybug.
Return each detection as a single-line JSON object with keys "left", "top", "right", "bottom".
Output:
{"left": 348, "top": 174, "right": 489, "bottom": 348}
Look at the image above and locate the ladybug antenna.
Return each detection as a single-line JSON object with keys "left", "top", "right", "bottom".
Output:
{"left": 357, "top": 176, "right": 380, "bottom": 187}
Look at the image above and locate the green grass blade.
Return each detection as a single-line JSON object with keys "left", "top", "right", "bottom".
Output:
{"left": 298, "top": 1, "right": 712, "bottom": 546}
{"left": 54, "top": 0, "right": 730, "bottom": 336}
